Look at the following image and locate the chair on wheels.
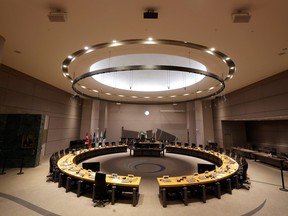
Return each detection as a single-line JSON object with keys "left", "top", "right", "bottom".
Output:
{"left": 92, "top": 172, "right": 110, "bottom": 207}
{"left": 46, "top": 153, "right": 60, "bottom": 182}
{"left": 237, "top": 157, "right": 250, "bottom": 190}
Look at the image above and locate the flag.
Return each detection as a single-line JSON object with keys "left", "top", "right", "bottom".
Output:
{"left": 96, "top": 129, "right": 99, "bottom": 143}
{"left": 100, "top": 131, "right": 103, "bottom": 142}
{"left": 92, "top": 132, "right": 96, "bottom": 144}
{"left": 103, "top": 129, "right": 106, "bottom": 140}
{"left": 85, "top": 132, "right": 89, "bottom": 145}
{"left": 102, "top": 129, "right": 106, "bottom": 143}
{"left": 88, "top": 134, "right": 92, "bottom": 148}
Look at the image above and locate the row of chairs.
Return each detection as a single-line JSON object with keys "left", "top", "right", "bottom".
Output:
{"left": 47, "top": 140, "right": 127, "bottom": 182}
{"left": 46, "top": 147, "right": 109, "bottom": 206}
{"left": 46, "top": 149, "right": 70, "bottom": 182}
{"left": 46, "top": 145, "right": 131, "bottom": 207}
{"left": 160, "top": 171, "right": 248, "bottom": 207}
{"left": 57, "top": 166, "right": 121, "bottom": 207}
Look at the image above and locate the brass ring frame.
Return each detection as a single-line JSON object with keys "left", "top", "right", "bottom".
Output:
{"left": 62, "top": 39, "right": 236, "bottom": 104}
{"left": 72, "top": 65, "right": 225, "bottom": 105}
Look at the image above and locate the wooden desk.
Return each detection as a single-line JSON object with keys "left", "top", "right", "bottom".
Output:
{"left": 232, "top": 147, "right": 257, "bottom": 159}
{"left": 57, "top": 146, "right": 141, "bottom": 206}
{"left": 252, "top": 152, "right": 285, "bottom": 168}
{"left": 157, "top": 146, "right": 239, "bottom": 207}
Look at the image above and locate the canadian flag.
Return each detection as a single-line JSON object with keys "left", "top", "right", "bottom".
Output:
{"left": 85, "top": 132, "right": 89, "bottom": 145}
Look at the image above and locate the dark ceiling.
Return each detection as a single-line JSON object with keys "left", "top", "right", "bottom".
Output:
{"left": 0, "top": 0, "right": 287, "bottom": 102}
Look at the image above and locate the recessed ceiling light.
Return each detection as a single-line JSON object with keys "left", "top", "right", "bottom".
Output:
{"left": 170, "top": 95, "right": 176, "bottom": 98}
{"left": 144, "top": 96, "right": 150, "bottom": 99}
{"left": 196, "top": 90, "right": 202, "bottom": 94}
{"left": 118, "top": 95, "right": 124, "bottom": 97}
{"left": 106, "top": 93, "right": 111, "bottom": 95}
{"left": 86, "top": 49, "right": 93, "bottom": 54}
{"left": 206, "top": 50, "right": 214, "bottom": 55}
{"left": 183, "top": 93, "right": 189, "bottom": 96}
{"left": 210, "top": 47, "right": 216, "bottom": 51}
{"left": 68, "top": 55, "right": 73, "bottom": 59}
{"left": 131, "top": 96, "right": 138, "bottom": 98}
{"left": 81, "top": 85, "right": 86, "bottom": 89}
{"left": 157, "top": 96, "right": 163, "bottom": 98}
{"left": 84, "top": 46, "right": 89, "bottom": 50}
{"left": 92, "top": 89, "right": 98, "bottom": 92}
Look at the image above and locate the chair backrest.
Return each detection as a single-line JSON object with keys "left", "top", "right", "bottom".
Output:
{"left": 95, "top": 172, "right": 106, "bottom": 187}
{"left": 59, "top": 149, "right": 64, "bottom": 157}
{"left": 64, "top": 148, "right": 70, "bottom": 154}
{"left": 94, "top": 172, "right": 107, "bottom": 199}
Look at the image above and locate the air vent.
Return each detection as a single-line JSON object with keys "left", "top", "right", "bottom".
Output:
{"left": 48, "top": 11, "right": 67, "bottom": 22}
{"left": 231, "top": 12, "right": 251, "bottom": 23}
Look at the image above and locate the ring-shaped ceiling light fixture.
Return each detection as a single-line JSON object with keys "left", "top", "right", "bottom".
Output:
{"left": 61, "top": 39, "right": 236, "bottom": 105}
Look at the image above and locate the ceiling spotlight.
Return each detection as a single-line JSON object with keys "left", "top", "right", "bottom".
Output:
{"left": 144, "top": 9, "right": 158, "bottom": 19}
{"left": 231, "top": 11, "right": 251, "bottom": 23}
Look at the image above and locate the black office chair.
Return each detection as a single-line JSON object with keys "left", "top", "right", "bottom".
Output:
{"left": 59, "top": 149, "right": 65, "bottom": 157}
{"left": 46, "top": 153, "right": 60, "bottom": 182}
{"left": 64, "top": 148, "right": 70, "bottom": 155}
{"left": 237, "top": 157, "right": 250, "bottom": 190}
{"left": 92, "top": 172, "right": 110, "bottom": 207}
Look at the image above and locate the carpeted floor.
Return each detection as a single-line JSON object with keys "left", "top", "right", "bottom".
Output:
{"left": 0, "top": 151, "right": 288, "bottom": 216}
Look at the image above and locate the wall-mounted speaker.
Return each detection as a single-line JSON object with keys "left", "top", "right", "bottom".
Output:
{"left": 144, "top": 11, "right": 158, "bottom": 19}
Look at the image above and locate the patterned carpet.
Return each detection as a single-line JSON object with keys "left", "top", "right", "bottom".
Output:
{"left": 93, "top": 153, "right": 209, "bottom": 179}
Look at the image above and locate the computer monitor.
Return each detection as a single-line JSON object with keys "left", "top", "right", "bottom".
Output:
{"left": 82, "top": 162, "right": 100, "bottom": 172}
{"left": 197, "top": 163, "right": 216, "bottom": 173}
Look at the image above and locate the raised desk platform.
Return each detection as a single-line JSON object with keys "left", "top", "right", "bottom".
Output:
{"left": 129, "top": 141, "right": 165, "bottom": 157}
{"left": 57, "top": 145, "right": 141, "bottom": 206}
{"left": 157, "top": 146, "right": 239, "bottom": 207}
